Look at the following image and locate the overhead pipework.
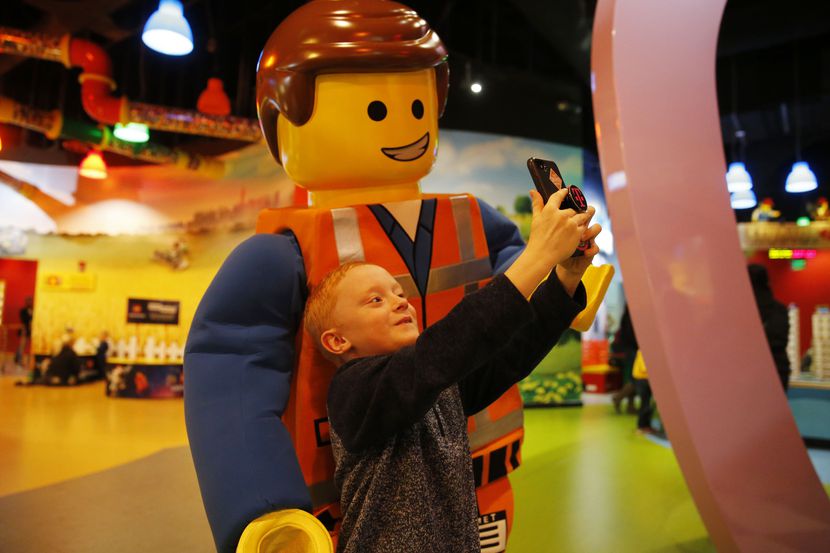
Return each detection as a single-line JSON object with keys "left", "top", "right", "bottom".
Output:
{"left": 0, "top": 26, "right": 261, "bottom": 143}
{"left": 0, "top": 96, "right": 225, "bottom": 178}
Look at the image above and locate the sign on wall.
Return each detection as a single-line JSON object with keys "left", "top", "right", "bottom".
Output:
{"left": 126, "top": 298, "right": 180, "bottom": 325}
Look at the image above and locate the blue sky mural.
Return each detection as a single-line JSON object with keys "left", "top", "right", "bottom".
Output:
{"left": 423, "top": 129, "right": 584, "bottom": 214}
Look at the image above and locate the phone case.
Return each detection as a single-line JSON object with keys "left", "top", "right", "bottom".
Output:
{"left": 526, "top": 157, "right": 590, "bottom": 257}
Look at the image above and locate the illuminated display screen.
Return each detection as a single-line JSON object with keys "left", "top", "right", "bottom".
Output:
{"left": 768, "top": 249, "right": 817, "bottom": 260}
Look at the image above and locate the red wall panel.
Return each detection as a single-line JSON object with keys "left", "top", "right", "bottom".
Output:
{"left": 747, "top": 250, "right": 830, "bottom": 356}
{"left": 0, "top": 258, "right": 38, "bottom": 354}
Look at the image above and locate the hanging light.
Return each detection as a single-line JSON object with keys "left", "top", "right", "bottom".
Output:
{"left": 113, "top": 123, "right": 150, "bottom": 144}
{"left": 725, "top": 162, "right": 753, "bottom": 193}
{"left": 785, "top": 161, "right": 818, "bottom": 193}
{"left": 730, "top": 189, "right": 757, "bottom": 210}
{"left": 142, "top": 0, "right": 194, "bottom": 56}
{"left": 79, "top": 150, "right": 107, "bottom": 180}
{"left": 470, "top": 82, "right": 483, "bottom": 94}
{"left": 197, "top": 78, "right": 231, "bottom": 116}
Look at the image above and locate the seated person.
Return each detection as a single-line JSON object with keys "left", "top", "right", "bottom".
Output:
{"left": 306, "top": 188, "right": 601, "bottom": 552}
{"left": 44, "top": 338, "right": 81, "bottom": 386}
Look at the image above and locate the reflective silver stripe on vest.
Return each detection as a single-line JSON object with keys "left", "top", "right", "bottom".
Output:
{"left": 427, "top": 257, "right": 491, "bottom": 294}
{"left": 450, "top": 195, "right": 476, "bottom": 261}
{"left": 392, "top": 257, "right": 492, "bottom": 299}
{"left": 332, "top": 200, "right": 492, "bottom": 296}
{"left": 451, "top": 195, "right": 482, "bottom": 295}
{"left": 394, "top": 274, "right": 420, "bottom": 299}
{"left": 308, "top": 479, "right": 340, "bottom": 508}
{"left": 331, "top": 207, "right": 365, "bottom": 264}
{"left": 468, "top": 409, "right": 524, "bottom": 452}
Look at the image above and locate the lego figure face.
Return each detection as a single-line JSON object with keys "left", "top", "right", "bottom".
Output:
{"left": 277, "top": 69, "right": 440, "bottom": 191}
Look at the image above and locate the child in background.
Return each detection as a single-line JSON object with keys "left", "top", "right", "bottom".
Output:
{"left": 305, "top": 188, "right": 602, "bottom": 553}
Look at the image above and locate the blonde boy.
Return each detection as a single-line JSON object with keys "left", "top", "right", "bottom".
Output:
{"left": 306, "top": 188, "right": 601, "bottom": 553}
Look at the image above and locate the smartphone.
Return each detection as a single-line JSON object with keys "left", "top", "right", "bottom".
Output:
{"left": 526, "top": 157, "right": 590, "bottom": 256}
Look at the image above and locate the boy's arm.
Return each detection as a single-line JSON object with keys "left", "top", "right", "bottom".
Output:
{"left": 328, "top": 275, "right": 535, "bottom": 453}
{"left": 458, "top": 272, "right": 586, "bottom": 416}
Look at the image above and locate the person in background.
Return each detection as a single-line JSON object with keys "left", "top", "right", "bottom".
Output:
{"left": 748, "top": 264, "right": 791, "bottom": 391}
{"left": 94, "top": 331, "right": 110, "bottom": 378}
{"left": 632, "top": 350, "right": 654, "bottom": 434}
{"left": 44, "top": 337, "right": 81, "bottom": 386}
{"left": 610, "top": 303, "right": 638, "bottom": 414}
{"left": 14, "top": 296, "right": 33, "bottom": 368}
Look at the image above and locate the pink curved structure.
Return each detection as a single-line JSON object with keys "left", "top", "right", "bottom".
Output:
{"left": 591, "top": 0, "right": 830, "bottom": 550}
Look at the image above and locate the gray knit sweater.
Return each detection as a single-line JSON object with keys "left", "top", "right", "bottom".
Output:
{"left": 328, "top": 274, "right": 586, "bottom": 552}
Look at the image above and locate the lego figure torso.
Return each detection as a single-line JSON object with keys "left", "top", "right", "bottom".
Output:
{"left": 256, "top": 195, "right": 525, "bottom": 542}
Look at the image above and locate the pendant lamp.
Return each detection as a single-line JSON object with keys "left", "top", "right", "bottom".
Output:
{"left": 79, "top": 150, "right": 107, "bottom": 180}
{"left": 785, "top": 161, "right": 818, "bottom": 193}
{"left": 726, "top": 162, "right": 753, "bottom": 193}
{"left": 730, "top": 189, "right": 757, "bottom": 210}
{"left": 142, "top": 0, "right": 194, "bottom": 56}
{"left": 725, "top": 61, "right": 755, "bottom": 198}
{"left": 197, "top": 78, "right": 231, "bottom": 116}
{"left": 113, "top": 123, "right": 150, "bottom": 143}
{"left": 785, "top": 42, "right": 819, "bottom": 194}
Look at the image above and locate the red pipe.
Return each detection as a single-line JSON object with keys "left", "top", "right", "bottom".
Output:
{"left": 68, "top": 38, "right": 125, "bottom": 125}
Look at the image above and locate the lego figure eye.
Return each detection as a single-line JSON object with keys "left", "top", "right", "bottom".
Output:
{"left": 411, "top": 99, "right": 424, "bottom": 119}
{"left": 368, "top": 101, "right": 387, "bottom": 121}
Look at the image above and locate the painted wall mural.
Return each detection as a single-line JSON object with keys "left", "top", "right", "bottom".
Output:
{"left": 2, "top": 130, "right": 615, "bottom": 407}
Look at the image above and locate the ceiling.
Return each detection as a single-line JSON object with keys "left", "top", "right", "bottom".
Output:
{"left": 0, "top": 0, "right": 828, "bottom": 220}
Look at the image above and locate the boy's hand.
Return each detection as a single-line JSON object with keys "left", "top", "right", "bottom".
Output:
{"left": 556, "top": 221, "right": 603, "bottom": 296}
{"left": 505, "top": 189, "right": 592, "bottom": 299}
{"left": 526, "top": 188, "right": 591, "bottom": 267}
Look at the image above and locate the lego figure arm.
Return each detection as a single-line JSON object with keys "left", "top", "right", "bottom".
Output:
{"left": 184, "top": 233, "right": 312, "bottom": 553}
{"left": 478, "top": 199, "right": 525, "bottom": 275}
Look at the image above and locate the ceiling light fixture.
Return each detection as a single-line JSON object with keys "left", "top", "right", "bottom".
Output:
{"left": 79, "top": 150, "right": 107, "bottom": 180}
{"left": 113, "top": 122, "right": 150, "bottom": 143}
{"left": 142, "top": 0, "right": 194, "bottom": 56}
{"left": 725, "top": 60, "right": 755, "bottom": 197}
{"left": 730, "top": 189, "right": 757, "bottom": 210}
{"left": 470, "top": 82, "right": 482, "bottom": 94}
{"left": 785, "top": 42, "right": 818, "bottom": 194}
{"left": 725, "top": 162, "right": 753, "bottom": 193}
{"left": 785, "top": 161, "right": 818, "bottom": 193}
{"left": 197, "top": 78, "right": 231, "bottom": 116}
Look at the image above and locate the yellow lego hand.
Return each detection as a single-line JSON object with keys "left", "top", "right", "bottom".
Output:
{"left": 237, "top": 509, "right": 333, "bottom": 553}
{"left": 570, "top": 264, "right": 615, "bottom": 332}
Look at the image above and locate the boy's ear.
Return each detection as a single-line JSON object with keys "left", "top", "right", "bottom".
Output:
{"left": 320, "top": 329, "right": 351, "bottom": 356}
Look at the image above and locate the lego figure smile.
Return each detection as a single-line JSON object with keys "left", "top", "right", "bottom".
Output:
{"left": 381, "top": 131, "right": 429, "bottom": 162}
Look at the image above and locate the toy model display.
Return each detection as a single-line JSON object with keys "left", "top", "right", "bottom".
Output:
{"left": 184, "top": 2, "right": 612, "bottom": 552}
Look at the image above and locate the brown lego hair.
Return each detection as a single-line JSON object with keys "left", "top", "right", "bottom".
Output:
{"left": 256, "top": 0, "right": 450, "bottom": 164}
{"left": 304, "top": 261, "right": 371, "bottom": 363}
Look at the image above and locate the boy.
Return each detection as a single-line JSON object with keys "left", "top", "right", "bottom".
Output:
{"left": 305, "top": 188, "right": 601, "bottom": 552}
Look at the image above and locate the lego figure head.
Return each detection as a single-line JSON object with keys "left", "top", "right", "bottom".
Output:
{"left": 256, "top": 0, "right": 449, "bottom": 191}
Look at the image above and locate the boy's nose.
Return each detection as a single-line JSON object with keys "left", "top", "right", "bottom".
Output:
{"left": 394, "top": 297, "right": 410, "bottom": 311}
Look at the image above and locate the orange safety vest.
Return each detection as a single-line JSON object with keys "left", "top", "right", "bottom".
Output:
{"left": 256, "top": 193, "right": 524, "bottom": 536}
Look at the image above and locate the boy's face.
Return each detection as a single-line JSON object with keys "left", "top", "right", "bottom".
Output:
{"left": 324, "top": 265, "right": 420, "bottom": 361}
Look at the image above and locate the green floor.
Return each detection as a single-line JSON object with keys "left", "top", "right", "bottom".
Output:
{"left": 508, "top": 404, "right": 713, "bottom": 553}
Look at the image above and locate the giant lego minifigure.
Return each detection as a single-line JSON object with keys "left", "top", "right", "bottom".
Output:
{"left": 185, "top": 2, "right": 610, "bottom": 552}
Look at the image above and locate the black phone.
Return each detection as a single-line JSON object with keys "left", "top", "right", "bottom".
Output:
{"left": 526, "top": 157, "right": 591, "bottom": 257}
